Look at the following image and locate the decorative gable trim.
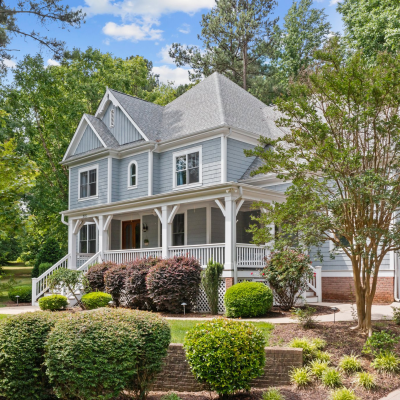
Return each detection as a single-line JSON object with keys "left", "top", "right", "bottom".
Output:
{"left": 63, "top": 115, "right": 107, "bottom": 161}
{"left": 95, "top": 88, "right": 150, "bottom": 142}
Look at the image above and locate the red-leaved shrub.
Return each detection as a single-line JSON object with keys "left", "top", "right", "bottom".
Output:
{"left": 146, "top": 256, "right": 201, "bottom": 313}
{"left": 125, "top": 257, "right": 160, "bottom": 310}
{"left": 104, "top": 264, "right": 127, "bottom": 306}
{"left": 86, "top": 261, "right": 117, "bottom": 292}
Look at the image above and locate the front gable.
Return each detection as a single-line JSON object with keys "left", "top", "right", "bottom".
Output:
{"left": 74, "top": 124, "right": 104, "bottom": 155}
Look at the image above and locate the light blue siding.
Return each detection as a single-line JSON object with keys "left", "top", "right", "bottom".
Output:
{"left": 211, "top": 207, "right": 225, "bottom": 243}
{"left": 155, "top": 138, "right": 221, "bottom": 195}
{"left": 102, "top": 103, "right": 143, "bottom": 145}
{"left": 74, "top": 124, "right": 103, "bottom": 155}
{"left": 187, "top": 208, "right": 206, "bottom": 245}
{"left": 227, "top": 138, "right": 255, "bottom": 182}
{"left": 142, "top": 214, "right": 159, "bottom": 248}
{"left": 69, "top": 158, "right": 108, "bottom": 210}
{"left": 111, "top": 158, "right": 119, "bottom": 203}
{"left": 110, "top": 219, "right": 121, "bottom": 250}
{"left": 263, "top": 182, "right": 292, "bottom": 193}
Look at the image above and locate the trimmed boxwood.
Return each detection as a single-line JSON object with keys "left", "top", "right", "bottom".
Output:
{"left": 38, "top": 294, "right": 68, "bottom": 311}
{"left": 0, "top": 311, "right": 63, "bottom": 400}
{"left": 125, "top": 257, "right": 160, "bottom": 310}
{"left": 8, "top": 286, "right": 32, "bottom": 303}
{"left": 146, "top": 256, "right": 201, "bottom": 313}
{"left": 81, "top": 292, "right": 112, "bottom": 310}
{"left": 224, "top": 281, "right": 273, "bottom": 318}
{"left": 45, "top": 308, "right": 170, "bottom": 400}
{"left": 184, "top": 319, "right": 266, "bottom": 395}
{"left": 86, "top": 261, "right": 117, "bottom": 292}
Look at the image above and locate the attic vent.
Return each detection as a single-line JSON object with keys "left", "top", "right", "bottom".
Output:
{"left": 110, "top": 108, "right": 115, "bottom": 128}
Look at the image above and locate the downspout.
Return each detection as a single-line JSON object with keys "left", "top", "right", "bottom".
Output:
{"left": 148, "top": 143, "right": 158, "bottom": 196}
{"left": 61, "top": 214, "right": 68, "bottom": 226}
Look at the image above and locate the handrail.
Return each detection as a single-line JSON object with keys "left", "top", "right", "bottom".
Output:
{"left": 102, "top": 248, "right": 162, "bottom": 264}
{"left": 77, "top": 251, "right": 102, "bottom": 273}
{"left": 169, "top": 244, "right": 225, "bottom": 266}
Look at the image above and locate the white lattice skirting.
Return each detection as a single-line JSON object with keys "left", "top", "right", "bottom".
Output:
{"left": 196, "top": 280, "right": 226, "bottom": 313}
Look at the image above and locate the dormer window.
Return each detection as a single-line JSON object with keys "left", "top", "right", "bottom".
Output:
{"left": 127, "top": 161, "right": 138, "bottom": 189}
{"left": 110, "top": 108, "right": 115, "bottom": 128}
{"left": 173, "top": 147, "right": 202, "bottom": 188}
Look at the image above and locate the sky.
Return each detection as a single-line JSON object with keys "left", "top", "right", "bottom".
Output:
{"left": 7, "top": 0, "right": 344, "bottom": 86}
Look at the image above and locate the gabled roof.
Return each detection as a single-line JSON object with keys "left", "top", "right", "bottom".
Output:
{"left": 84, "top": 114, "right": 119, "bottom": 148}
{"left": 240, "top": 156, "right": 265, "bottom": 180}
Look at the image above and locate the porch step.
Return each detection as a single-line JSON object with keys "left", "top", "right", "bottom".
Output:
{"left": 305, "top": 296, "right": 318, "bottom": 303}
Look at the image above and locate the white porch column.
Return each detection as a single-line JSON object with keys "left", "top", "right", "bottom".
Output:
{"left": 68, "top": 219, "right": 77, "bottom": 270}
{"left": 224, "top": 193, "right": 237, "bottom": 281}
{"left": 98, "top": 215, "right": 110, "bottom": 257}
{"left": 161, "top": 205, "right": 170, "bottom": 258}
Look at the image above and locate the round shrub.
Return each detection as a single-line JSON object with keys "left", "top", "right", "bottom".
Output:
{"left": 146, "top": 256, "right": 201, "bottom": 313}
{"left": 86, "top": 261, "right": 117, "bottom": 292}
{"left": 104, "top": 264, "right": 127, "bottom": 306}
{"left": 184, "top": 319, "right": 265, "bottom": 395}
{"left": 38, "top": 262, "right": 52, "bottom": 276}
{"left": 8, "top": 286, "right": 32, "bottom": 303}
{"left": 0, "top": 311, "right": 62, "bottom": 400}
{"left": 38, "top": 294, "right": 68, "bottom": 311}
{"left": 224, "top": 281, "right": 273, "bottom": 318}
{"left": 125, "top": 257, "right": 160, "bottom": 310}
{"left": 45, "top": 308, "right": 170, "bottom": 400}
{"left": 81, "top": 292, "right": 112, "bottom": 310}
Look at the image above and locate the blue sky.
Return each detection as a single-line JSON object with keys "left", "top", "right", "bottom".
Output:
{"left": 8, "top": 0, "right": 343, "bottom": 86}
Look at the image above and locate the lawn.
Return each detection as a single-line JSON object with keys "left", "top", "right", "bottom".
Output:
{"left": 167, "top": 319, "right": 274, "bottom": 344}
{"left": 0, "top": 314, "right": 8, "bottom": 320}
{"left": 0, "top": 262, "right": 32, "bottom": 307}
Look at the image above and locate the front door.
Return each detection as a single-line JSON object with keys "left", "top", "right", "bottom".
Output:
{"left": 122, "top": 220, "right": 141, "bottom": 249}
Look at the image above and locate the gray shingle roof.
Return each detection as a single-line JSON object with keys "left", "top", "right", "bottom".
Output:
{"left": 85, "top": 114, "right": 119, "bottom": 148}
{"left": 240, "top": 156, "right": 265, "bottom": 180}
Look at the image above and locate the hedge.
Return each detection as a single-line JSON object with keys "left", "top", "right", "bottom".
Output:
{"left": 38, "top": 294, "right": 68, "bottom": 311}
{"left": 8, "top": 286, "right": 32, "bottom": 303}
{"left": 86, "top": 261, "right": 117, "bottom": 292}
{"left": 104, "top": 264, "right": 127, "bottom": 306}
{"left": 81, "top": 292, "right": 112, "bottom": 310}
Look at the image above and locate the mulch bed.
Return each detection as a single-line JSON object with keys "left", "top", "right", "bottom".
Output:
{"left": 2, "top": 301, "right": 31, "bottom": 307}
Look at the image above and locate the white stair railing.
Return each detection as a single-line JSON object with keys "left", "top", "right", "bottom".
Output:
{"left": 307, "top": 265, "right": 322, "bottom": 302}
{"left": 77, "top": 251, "right": 102, "bottom": 273}
{"left": 31, "top": 254, "right": 69, "bottom": 305}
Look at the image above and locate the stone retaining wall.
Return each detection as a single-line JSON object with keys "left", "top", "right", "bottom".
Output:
{"left": 151, "top": 343, "right": 303, "bottom": 392}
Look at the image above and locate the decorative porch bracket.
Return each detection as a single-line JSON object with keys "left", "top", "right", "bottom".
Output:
{"left": 236, "top": 199, "right": 245, "bottom": 216}
{"left": 72, "top": 219, "right": 83, "bottom": 235}
{"left": 168, "top": 205, "right": 180, "bottom": 224}
{"left": 103, "top": 215, "right": 113, "bottom": 231}
{"left": 215, "top": 199, "right": 226, "bottom": 217}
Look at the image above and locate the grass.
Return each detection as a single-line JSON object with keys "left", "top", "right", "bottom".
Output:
{"left": 167, "top": 319, "right": 274, "bottom": 344}
{"left": 0, "top": 263, "right": 32, "bottom": 307}
{"left": 0, "top": 314, "right": 9, "bottom": 320}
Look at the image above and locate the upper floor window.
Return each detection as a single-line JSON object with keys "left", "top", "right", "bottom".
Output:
{"left": 110, "top": 108, "right": 115, "bottom": 128}
{"left": 80, "top": 223, "right": 96, "bottom": 253}
{"left": 127, "top": 161, "right": 138, "bottom": 189}
{"left": 173, "top": 147, "right": 202, "bottom": 188}
{"left": 79, "top": 165, "right": 98, "bottom": 200}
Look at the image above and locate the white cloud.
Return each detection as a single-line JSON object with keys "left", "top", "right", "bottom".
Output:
{"left": 330, "top": 0, "right": 341, "bottom": 4}
{"left": 47, "top": 59, "right": 60, "bottom": 67}
{"left": 152, "top": 65, "right": 191, "bottom": 86}
{"left": 103, "top": 21, "right": 163, "bottom": 41}
{"left": 158, "top": 44, "right": 175, "bottom": 64}
{"left": 179, "top": 23, "right": 190, "bottom": 34}
{"left": 4, "top": 59, "right": 16, "bottom": 68}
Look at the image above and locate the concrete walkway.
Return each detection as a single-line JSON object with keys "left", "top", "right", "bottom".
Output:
{"left": 380, "top": 389, "right": 400, "bottom": 400}
{"left": 1, "top": 302, "right": 398, "bottom": 323}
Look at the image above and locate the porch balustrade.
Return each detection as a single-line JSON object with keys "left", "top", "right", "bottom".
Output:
{"left": 169, "top": 243, "right": 225, "bottom": 266}
{"left": 102, "top": 248, "right": 162, "bottom": 264}
{"left": 236, "top": 244, "right": 269, "bottom": 268}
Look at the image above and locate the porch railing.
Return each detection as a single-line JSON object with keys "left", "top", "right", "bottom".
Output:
{"left": 77, "top": 252, "right": 102, "bottom": 273}
{"left": 102, "top": 248, "right": 162, "bottom": 264}
{"left": 236, "top": 244, "right": 269, "bottom": 268}
{"left": 169, "top": 244, "right": 225, "bottom": 266}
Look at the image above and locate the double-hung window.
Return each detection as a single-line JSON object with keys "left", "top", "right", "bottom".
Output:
{"left": 174, "top": 147, "right": 201, "bottom": 188}
{"left": 79, "top": 166, "right": 98, "bottom": 199}
{"left": 80, "top": 224, "right": 97, "bottom": 253}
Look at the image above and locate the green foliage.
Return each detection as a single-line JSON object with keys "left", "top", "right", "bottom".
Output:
{"left": 45, "top": 308, "right": 171, "bottom": 400}
{"left": 81, "top": 292, "right": 112, "bottom": 310}
{"left": 32, "top": 238, "right": 63, "bottom": 278}
{"left": 339, "top": 355, "right": 362, "bottom": 374}
{"left": 262, "top": 388, "right": 285, "bottom": 400}
{"left": 161, "top": 393, "right": 182, "bottom": 400}
{"left": 201, "top": 259, "right": 223, "bottom": 314}
{"left": 392, "top": 306, "right": 400, "bottom": 325}
{"left": 184, "top": 319, "right": 266, "bottom": 395}
{"left": 8, "top": 286, "right": 31, "bottom": 303}
{"left": 246, "top": 45, "right": 400, "bottom": 333}
{"left": 314, "top": 350, "right": 331, "bottom": 363}
{"left": 310, "top": 359, "right": 329, "bottom": 378}
{"left": 0, "top": 311, "right": 62, "bottom": 400}
{"left": 355, "top": 371, "right": 375, "bottom": 390}
{"left": 289, "top": 337, "right": 326, "bottom": 363}
{"left": 289, "top": 367, "right": 312, "bottom": 388}
{"left": 371, "top": 351, "right": 400, "bottom": 374}
{"left": 330, "top": 388, "right": 358, "bottom": 400}
{"left": 38, "top": 262, "right": 52, "bottom": 276}
{"left": 86, "top": 261, "right": 116, "bottom": 292}
{"left": 262, "top": 249, "right": 313, "bottom": 310}
{"left": 362, "top": 331, "right": 399, "bottom": 355}
{"left": 321, "top": 368, "right": 342, "bottom": 388}
{"left": 38, "top": 294, "right": 68, "bottom": 311}
{"left": 224, "top": 281, "right": 273, "bottom": 318}
{"left": 312, "top": 338, "right": 327, "bottom": 350}
{"left": 291, "top": 305, "right": 317, "bottom": 328}
{"left": 338, "top": 0, "right": 400, "bottom": 59}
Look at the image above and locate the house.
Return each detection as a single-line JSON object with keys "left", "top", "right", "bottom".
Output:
{"left": 31, "top": 72, "right": 397, "bottom": 306}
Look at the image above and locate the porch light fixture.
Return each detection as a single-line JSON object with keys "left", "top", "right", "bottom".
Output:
{"left": 330, "top": 307, "right": 339, "bottom": 323}
{"left": 181, "top": 302, "right": 187, "bottom": 315}
{"left": 15, "top": 295, "right": 20, "bottom": 306}
{"left": 143, "top": 223, "right": 148, "bottom": 232}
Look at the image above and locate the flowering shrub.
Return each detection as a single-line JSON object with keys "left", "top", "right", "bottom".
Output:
{"left": 262, "top": 249, "right": 313, "bottom": 310}
{"left": 125, "top": 257, "right": 160, "bottom": 310}
{"left": 104, "top": 264, "right": 128, "bottom": 307}
{"left": 86, "top": 261, "right": 117, "bottom": 292}
{"left": 146, "top": 256, "right": 201, "bottom": 313}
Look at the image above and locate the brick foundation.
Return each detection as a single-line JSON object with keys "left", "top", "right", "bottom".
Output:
{"left": 225, "top": 277, "right": 234, "bottom": 290}
{"left": 322, "top": 277, "right": 394, "bottom": 304}
{"left": 151, "top": 343, "right": 302, "bottom": 392}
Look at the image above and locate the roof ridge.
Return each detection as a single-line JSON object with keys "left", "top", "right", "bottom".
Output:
{"left": 214, "top": 73, "right": 226, "bottom": 125}
{"left": 108, "top": 88, "right": 164, "bottom": 108}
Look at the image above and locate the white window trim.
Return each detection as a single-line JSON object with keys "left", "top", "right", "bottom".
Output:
{"left": 110, "top": 108, "right": 115, "bottom": 128}
{"left": 78, "top": 222, "right": 98, "bottom": 254}
{"left": 78, "top": 164, "right": 99, "bottom": 201}
{"left": 127, "top": 160, "right": 138, "bottom": 190}
{"left": 172, "top": 146, "right": 202, "bottom": 190}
